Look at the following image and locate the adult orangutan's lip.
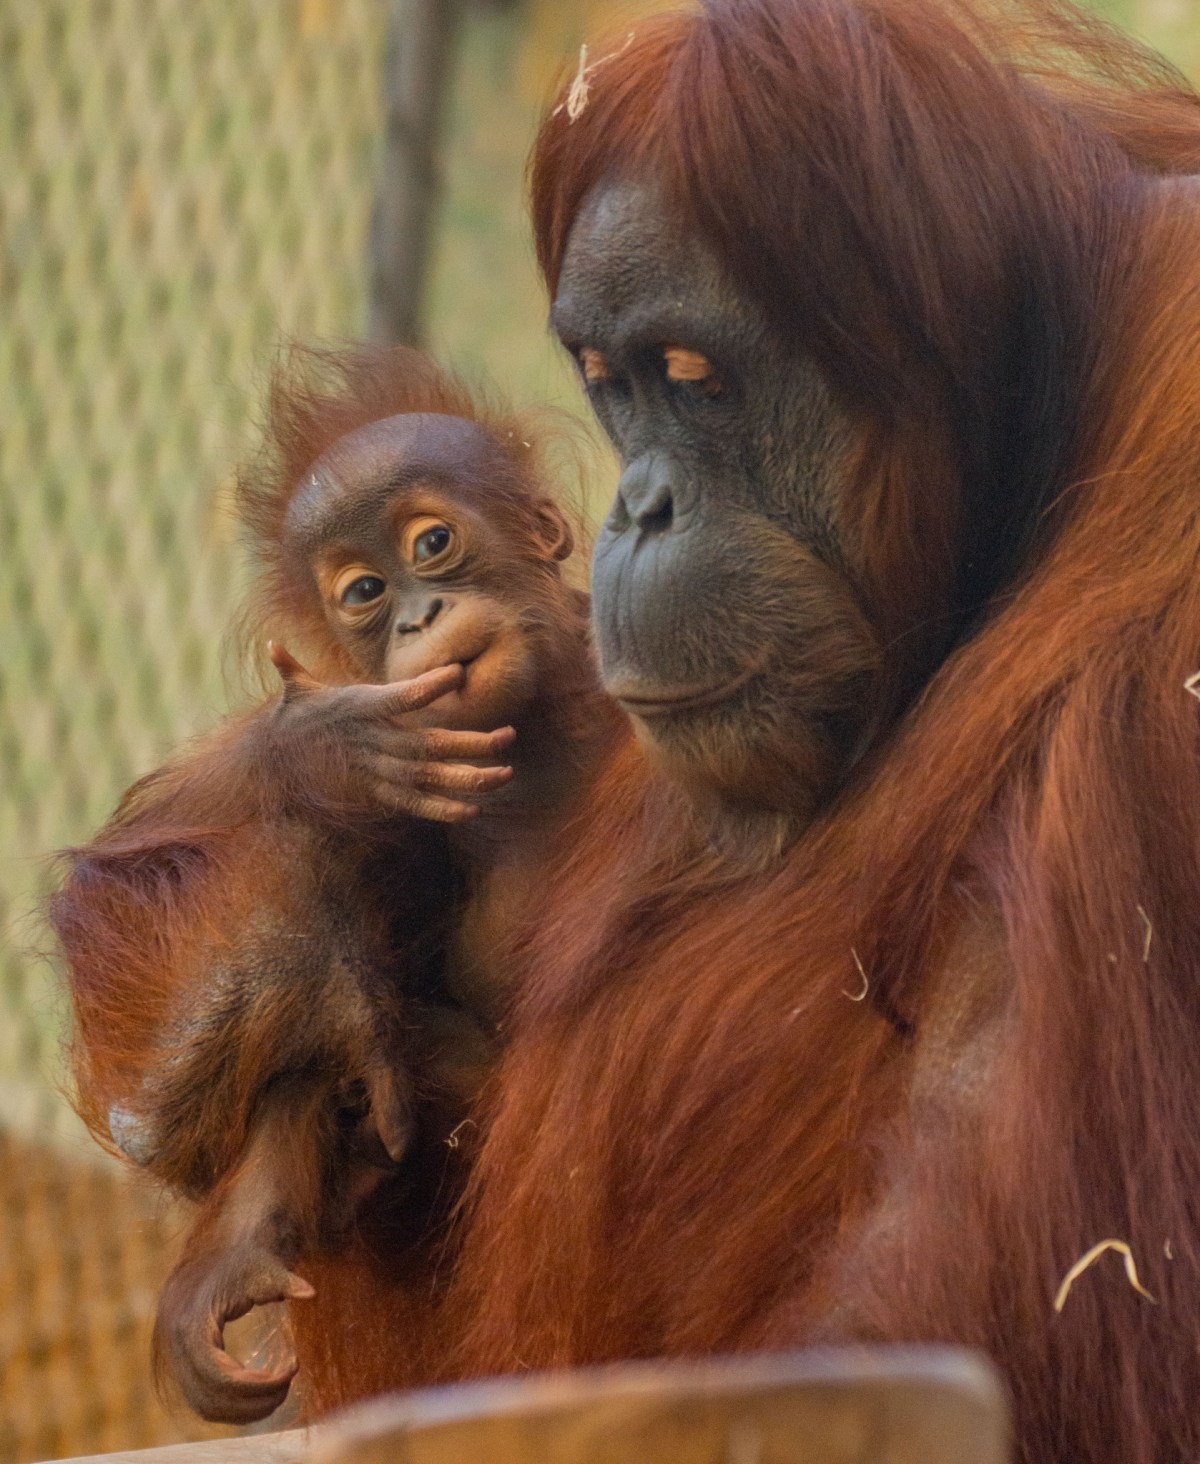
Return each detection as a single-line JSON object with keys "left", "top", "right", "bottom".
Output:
{"left": 612, "top": 653, "right": 768, "bottom": 718}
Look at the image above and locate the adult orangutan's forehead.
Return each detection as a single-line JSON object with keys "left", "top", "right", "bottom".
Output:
{"left": 550, "top": 178, "right": 748, "bottom": 351}
{"left": 285, "top": 413, "right": 505, "bottom": 546}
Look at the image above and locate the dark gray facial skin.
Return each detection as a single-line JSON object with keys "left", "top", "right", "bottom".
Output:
{"left": 551, "top": 180, "right": 883, "bottom": 834}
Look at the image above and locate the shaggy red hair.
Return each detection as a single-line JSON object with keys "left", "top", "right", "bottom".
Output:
{"left": 50, "top": 8, "right": 1200, "bottom": 1459}
{"left": 388, "top": 5, "right": 1200, "bottom": 1462}
{"left": 237, "top": 344, "right": 582, "bottom": 685}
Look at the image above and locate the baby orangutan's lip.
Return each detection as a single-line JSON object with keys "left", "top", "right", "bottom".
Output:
{"left": 611, "top": 652, "right": 768, "bottom": 719}
{"left": 422, "top": 639, "right": 493, "bottom": 693}
{"left": 448, "top": 641, "right": 489, "bottom": 672}
{"left": 409, "top": 622, "right": 493, "bottom": 676}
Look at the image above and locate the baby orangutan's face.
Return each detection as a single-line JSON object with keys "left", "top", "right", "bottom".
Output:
{"left": 317, "top": 497, "right": 549, "bottom": 731}
{"left": 285, "top": 414, "right": 575, "bottom": 730}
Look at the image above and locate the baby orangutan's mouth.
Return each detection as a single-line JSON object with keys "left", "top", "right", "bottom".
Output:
{"left": 422, "top": 632, "right": 513, "bottom": 708}
{"left": 408, "top": 623, "right": 496, "bottom": 685}
{"left": 610, "top": 652, "right": 769, "bottom": 719}
{"left": 456, "top": 647, "right": 487, "bottom": 684}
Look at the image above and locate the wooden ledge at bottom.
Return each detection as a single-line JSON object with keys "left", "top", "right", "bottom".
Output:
{"left": 49, "top": 1346, "right": 1009, "bottom": 1464}
{"left": 44, "top": 1431, "right": 312, "bottom": 1464}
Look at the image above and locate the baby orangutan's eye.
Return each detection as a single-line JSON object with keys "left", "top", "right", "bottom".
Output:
{"left": 413, "top": 525, "right": 453, "bottom": 562}
{"left": 341, "top": 575, "right": 387, "bottom": 606}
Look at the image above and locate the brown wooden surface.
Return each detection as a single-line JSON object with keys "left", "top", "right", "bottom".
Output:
{"left": 47, "top": 1348, "right": 1009, "bottom": 1464}
{"left": 313, "top": 1348, "right": 1008, "bottom": 1464}
{"left": 46, "top": 1430, "right": 310, "bottom": 1464}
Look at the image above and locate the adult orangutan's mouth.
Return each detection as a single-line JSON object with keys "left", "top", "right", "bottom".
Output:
{"left": 611, "top": 653, "right": 768, "bottom": 719}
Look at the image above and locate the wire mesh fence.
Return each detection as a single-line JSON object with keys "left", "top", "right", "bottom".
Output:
{"left": 0, "top": 3, "right": 392, "bottom": 1455}
{"left": 0, "top": 0, "right": 1191, "bottom": 1460}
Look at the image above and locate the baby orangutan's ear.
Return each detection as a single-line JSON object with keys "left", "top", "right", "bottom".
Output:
{"left": 531, "top": 500, "right": 575, "bottom": 562}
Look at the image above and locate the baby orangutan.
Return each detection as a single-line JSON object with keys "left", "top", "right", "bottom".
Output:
{"left": 52, "top": 349, "right": 629, "bottom": 1423}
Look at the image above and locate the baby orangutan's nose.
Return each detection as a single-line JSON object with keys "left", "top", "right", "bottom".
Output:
{"left": 396, "top": 596, "right": 446, "bottom": 636}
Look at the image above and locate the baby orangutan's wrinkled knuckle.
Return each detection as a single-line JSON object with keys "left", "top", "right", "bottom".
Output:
{"left": 373, "top": 780, "right": 411, "bottom": 813}
{"left": 371, "top": 754, "right": 414, "bottom": 786}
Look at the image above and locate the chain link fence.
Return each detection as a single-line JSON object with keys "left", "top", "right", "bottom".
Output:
{"left": 0, "top": 0, "right": 1188, "bottom": 1460}
{"left": 0, "top": 3, "right": 390, "bottom": 1455}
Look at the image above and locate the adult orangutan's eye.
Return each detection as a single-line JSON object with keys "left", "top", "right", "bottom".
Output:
{"left": 414, "top": 525, "right": 453, "bottom": 562}
{"left": 664, "top": 346, "right": 724, "bottom": 399}
{"left": 578, "top": 346, "right": 632, "bottom": 410}
{"left": 341, "top": 575, "right": 387, "bottom": 606}
{"left": 578, "top": 347, "right": 611, "bottom": 384}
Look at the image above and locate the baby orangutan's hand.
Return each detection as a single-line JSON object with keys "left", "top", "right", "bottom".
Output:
{"left": 154, "top": 1241, "right": 314, "bottom": 1425}
{"left": 267, "top": 643, "right": 515, "bottom": 824}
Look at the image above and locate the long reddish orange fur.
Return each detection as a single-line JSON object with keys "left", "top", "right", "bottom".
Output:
{"left": 298, "top": 6, "right": 1200, "bottom": 1462}
{"left": 52, "top": 8, "right": 1200, "bottom": 1458}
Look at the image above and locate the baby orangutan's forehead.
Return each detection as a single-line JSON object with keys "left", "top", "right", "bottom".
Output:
{"left": 285, "top": 413, "right": 507, "bottom": 548}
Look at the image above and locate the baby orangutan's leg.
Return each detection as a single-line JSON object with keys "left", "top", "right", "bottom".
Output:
{"left": 153, "top": 1068, "right": 410, "bottom": 1424}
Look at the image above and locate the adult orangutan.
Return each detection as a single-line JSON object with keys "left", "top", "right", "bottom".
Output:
{"left": 407, "top": 4, "right": 1200, "bottom": 1463}
{"left": 55, "top": 1, "right": 1200, "bottom": 1460}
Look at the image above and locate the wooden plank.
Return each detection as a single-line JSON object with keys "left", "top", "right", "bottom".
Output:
{"left": 310, "top": 1348, "right": 1009, "bottom": 1464}
{"left": 51, "top": 1428, "right": 311, "bottom": 1464}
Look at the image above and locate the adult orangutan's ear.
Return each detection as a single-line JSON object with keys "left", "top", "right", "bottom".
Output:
{"left": 532, "top": 500, "right": 575, "bottom": 562}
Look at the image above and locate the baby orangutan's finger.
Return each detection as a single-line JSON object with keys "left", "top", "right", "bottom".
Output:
{"left": 366, "top": 754, "right": 513, "bottom": 799}
{"left": 366, "top": 1065, "right": 413, "bottom": 1164}
{"left": 414, "top": 762, "right": 514, "bottom": 796}
{"left": 360, "top": 725, "right": 516, "bottom": 762}
{"left": 419, "top": 725, "right": 517, "bottom": 760}
{"left": 371, "top": 782, "right": 481, "bottom": 824}
{"left": 237, "top": 1268, "right": 314, "bottom": 1308}
{"left": 372, "top": 663, "right": 466, "bottom": 715}
{"left": 268, "top": 642, "right": 313, "bottom": 683}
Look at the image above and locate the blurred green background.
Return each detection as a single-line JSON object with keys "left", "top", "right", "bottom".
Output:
{"left": 0, "top": 0, "right": 1194, "bottom": 1458}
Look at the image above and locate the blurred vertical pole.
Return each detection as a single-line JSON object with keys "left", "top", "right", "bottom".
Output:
{"left": 368, "top": 0, "right": 464, "bottom": 346}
